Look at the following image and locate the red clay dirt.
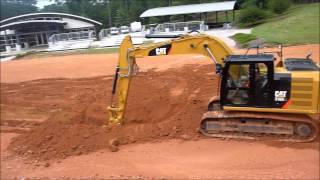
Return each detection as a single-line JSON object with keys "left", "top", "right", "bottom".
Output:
{"left": 1, "top": 44, "right": 319, "bottom": 83}
{"left": 1, "top": 44, "right": 319, "bottom": 179}
{"left": 2, "top": 64, "right": 217, "bottom": 161}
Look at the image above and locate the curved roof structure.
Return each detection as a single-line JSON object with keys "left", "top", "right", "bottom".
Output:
{"left": 0, "top": 20, "right": 67, "bottom": 30}
{"left": 140, "top": 1, "right": 237, "bottom": 18}
{"left": 0, "top": 12, "right": 102, "bottom": 27}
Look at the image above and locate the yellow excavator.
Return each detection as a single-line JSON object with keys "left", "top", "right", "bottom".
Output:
{"left": 108, "top": 33, "right": 319, "bottom": 142}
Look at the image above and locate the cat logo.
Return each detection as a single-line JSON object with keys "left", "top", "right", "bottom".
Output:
{"left": 148, "top": 44, "right": 172, "bottom": 56}
{"left": 155, "top": 48, "right": 167, "bottom": 55}
{"left": 275, "top": 90, "right": 287, "bottom": 101}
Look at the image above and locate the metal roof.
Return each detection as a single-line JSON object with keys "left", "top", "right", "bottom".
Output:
{"left": 0, "top": 12, "right": 102, "bottom": 26}
{"left": 140, "top": 1, "right": 236, "bottom": 18}
{"left": 0, "top": 20, "right": 67, "bottom": 30}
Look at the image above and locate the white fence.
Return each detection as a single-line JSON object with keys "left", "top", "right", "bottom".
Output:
{"left": 49, "top": 31, "right": 95, "bottom": 44}
{"left": 99, "top": 29, "right": 111, "bottom": 39}
{"left": 48, "top": 31, "right": 95, "bottom": 51}
{"left": 99, "top": 28, "right": 131, "bottom": 39}
{"left": 154, "top": 21, "right": 206, "bottom": 33}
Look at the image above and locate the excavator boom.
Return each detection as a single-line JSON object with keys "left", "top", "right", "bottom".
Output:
{"left": 108, "top": 34, "right": 233, "bottom": 124}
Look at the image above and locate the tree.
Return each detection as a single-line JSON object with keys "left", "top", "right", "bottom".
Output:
{"left": 25, "top": 0, "right": 243, "bottom": 27}
{"left": 114, "top": 8, "right": 129, "bottom": 26}
{"left": 0, "top": 0, "right": 38, "bottom": 20}
{"left": 240, "top": 0, "right": 268, "bottom": 8}
{"left": 41, "top": 4, "right": 69, "bottom": 13}
{"left": 2, "top": 0, "right": 37, "bottom": 5}
{"left": 268, "top": 0, "right": 291, "bottom": 14}
{"left": 238, "top": 6, "right": 270, "bottom": 24}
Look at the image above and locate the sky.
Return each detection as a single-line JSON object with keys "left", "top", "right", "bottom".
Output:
{"left": 36, "top": 0, "right": 55, "bottom": 9}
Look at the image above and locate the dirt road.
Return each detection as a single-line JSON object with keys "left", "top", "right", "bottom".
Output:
{"left": 1, "top": 44, "right": 319, "bottom": 179}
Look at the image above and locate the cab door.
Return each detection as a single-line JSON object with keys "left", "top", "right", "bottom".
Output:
{"left": 221, "top": 61, "right": 274, "bottom": 108}
{"left": 221, "top": 63, "right": 253, "bottom": 107}
{"left": 253, "top": 62, "right": 274, "bottom": 107}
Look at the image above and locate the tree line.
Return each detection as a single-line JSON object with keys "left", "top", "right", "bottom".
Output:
{"left": 41, "top": 0, "right": 230, "bottom": 27}
{"left": 1, "top": 0, "right": 318, "bottom": 27}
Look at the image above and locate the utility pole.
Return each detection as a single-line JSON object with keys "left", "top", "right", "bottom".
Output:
{"left": 106, "top": 0, "right": 112, "bottom": 28}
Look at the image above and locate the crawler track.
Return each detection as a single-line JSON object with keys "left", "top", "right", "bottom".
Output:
{"left": 200, "top": 111, "right": 319, "bottom": 142}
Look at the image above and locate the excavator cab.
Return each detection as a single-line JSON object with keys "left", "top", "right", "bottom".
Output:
{"left": 220, "top": 54, "right": 275, "bottom": 108}
{"left": 202, "top": 54, "right": 319, "bottom": 141}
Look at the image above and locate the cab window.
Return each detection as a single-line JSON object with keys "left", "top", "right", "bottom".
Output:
{"left": 226, "top": 64, "right": 250, "bottom": 105}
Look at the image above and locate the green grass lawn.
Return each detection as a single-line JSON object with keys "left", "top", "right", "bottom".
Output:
{"left": 230, "top": 33, "right": 258, "bottom": 47}
{"left": 252, "top": 3, "right": 320, "bottom": 45}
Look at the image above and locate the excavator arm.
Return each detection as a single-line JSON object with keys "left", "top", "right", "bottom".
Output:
{"left": 108, "top": 33, "right": 233, "bottom": 124}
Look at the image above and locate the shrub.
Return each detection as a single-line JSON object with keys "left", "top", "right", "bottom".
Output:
{"left": 240, "top": 0, "right": 268, "bottom": 9}
{"left": 238, "top": 7, "right": 270, "bottom": 24}
{"left": 268, "top": 0, "right": 291, "bottom": 14}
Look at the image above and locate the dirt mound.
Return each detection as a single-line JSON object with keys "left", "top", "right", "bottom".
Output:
{"left": 1, "top": 64, "right": 218, "bottom": 161}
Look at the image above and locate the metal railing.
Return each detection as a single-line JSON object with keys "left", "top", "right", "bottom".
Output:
{"left": 154, "top": 21, "right": 206, "bottom": 32}
{"left": 99, "top": 29, "right": 111, "bottom": 39}
{"left": 99, "top": 27, "right": 131, "bottom": 39}
{"left": 49, "top": 31, "right": 95, "bottom": 44}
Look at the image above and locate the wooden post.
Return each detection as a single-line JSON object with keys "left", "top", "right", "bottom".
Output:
{"left": 205, "top": 12, "right": 208, "bottom": 23}
{"left": 215, "top": 11, "right": 218, "bottom": 22}
{"left": 233, "top": 10, "right": 235, "bottom": 22}
{"left": 16, "top": 35, "right": 20, "bottom": 44}
{"left": 225, "top": 11, "right": 228, "bottom": 23}
{"left": 4, "top": 30, "right": 8, "bottom": 46}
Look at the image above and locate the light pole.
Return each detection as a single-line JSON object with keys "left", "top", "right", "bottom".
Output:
{"left": 106, "top": 0, "right": 112, "bottom": 28}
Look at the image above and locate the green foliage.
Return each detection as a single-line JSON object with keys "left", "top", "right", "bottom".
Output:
{"left": 169, "top": 15, "right": 185, "bottom": 22}
{"left": 268, "top": 0, "right": 291, "bottom": 14}
{"left": 231, "top": 33, "right": 258, "bottom": 47}
{"left": 1, "top": 0, "right": 309, "bottom": 29}
{"left": 114, "top": 8, "right": 130, "bottom": 26}
{"left": 0, "top": 0, "right": 38, "bottom": 20}
{"left": 239, "top": 0, "right": 268, "bottom": 9}
{"left": 149, "top": 17, "right": 162, "bottom": 24}
{"left": 32, "top": 0, "right": 228, "bottom": 27}
{"left": 238, "top": 7, "right": 271, "bottom": 24}
{"left": 252, "top": 3, "right": 320, "bottom": 44}
{"left": 2, "top": 0, "right": 37, "bottom": 5}
{"left": 41, "top": 4, "right": 69, "bottom": 13}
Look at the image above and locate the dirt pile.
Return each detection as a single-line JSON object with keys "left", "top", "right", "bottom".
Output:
{"left": 1, "top": 64, "right": 218, "bottom": 161}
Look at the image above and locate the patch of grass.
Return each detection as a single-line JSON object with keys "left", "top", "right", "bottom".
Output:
{"left": 62, "top": 47, "right": 119, "bottom": 55}
{"left": 231, "top": 33, "right": 258, "bottom": 48}
{"left": 252, "top": 3, "right": 320, "bottom": 45}
{"left": 14, "top": 51, "right": 37, "bottom": 59}
{"left": 81, "top": 48, "right": 119, "bottom": 54}
{"left": 142, "top": 40, "right": 155, "bottom": 45}
{"left": 16, "top": 47, "right": 119, "bottom": 59}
